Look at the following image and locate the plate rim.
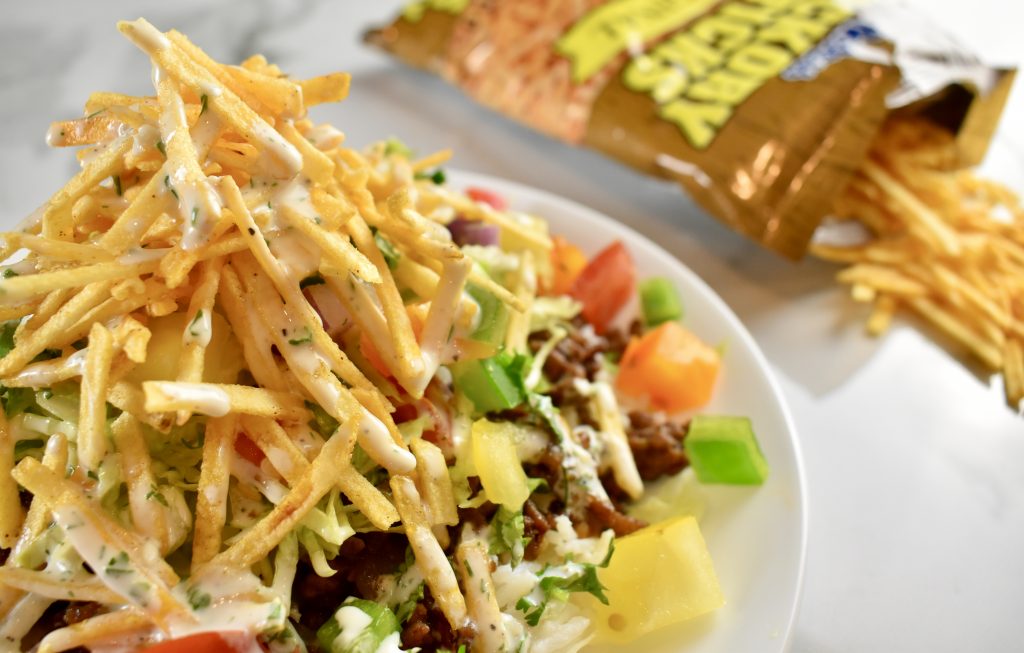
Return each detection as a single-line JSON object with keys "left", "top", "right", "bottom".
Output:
{"left": 448, "top": 168, "right": 809, "bottom": 652}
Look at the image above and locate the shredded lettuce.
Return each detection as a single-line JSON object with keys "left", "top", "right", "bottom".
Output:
{"left": 529, "top": 296, "right": 581, "bottom": 333}
{"left": 297, "top": 488, "right": 355, "bottom": 577}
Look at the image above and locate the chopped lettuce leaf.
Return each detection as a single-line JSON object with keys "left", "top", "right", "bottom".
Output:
{"left": 490, "top": 506, "right": 528, "bottom": 566}
{"left": 514, "top": 541, "right": 614, "bottom": 627}
{"left": 307, "top": 401, "right": 340, "bottom": 438}
{"left": 2, "top": 386, "right": 35, "bottom": 416}
{"left": 0, "top": 319, "right": 18, "bottom": 359}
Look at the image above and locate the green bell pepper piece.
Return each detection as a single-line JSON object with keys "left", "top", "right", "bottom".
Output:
{"left": 316, "top": 598, "right": 400, "bottom": 653}
{"left": 639, "top": 277, "right": 684, "bottom": 326}
{"left": 684, "top": 415, "right": 768, "bottom": 485}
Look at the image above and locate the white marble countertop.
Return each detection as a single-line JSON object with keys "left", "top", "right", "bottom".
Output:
{"left": 2, "top": 1, "right": 1023, "bottom": 651}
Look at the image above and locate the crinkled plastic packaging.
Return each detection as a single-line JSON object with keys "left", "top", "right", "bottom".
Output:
{"left": 366, "top": 0, "right": 1015, "bottom": 258}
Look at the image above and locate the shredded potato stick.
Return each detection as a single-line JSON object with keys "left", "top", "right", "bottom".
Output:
{"left": 143, "top": 381, "right": 311, "bottom": 421}
{"left": 11, "top": 435, "right": 68, "bottom": 563}
{"left": 119, "top": 19, "right": 302, "bottom": 179}
{"left": 391, "top": 476, "right": 467, "bottom": 629}
{"left": 217, "top": 264, "right": 288, "bottom": 391}
{"left": 298, "top": 72, "right": 351, "bottom": 106}
{"left": 0, "top": 18, "right": 671, "bottom": 646}
{"left": 0, "top": 404, "right": 23, "bottom": 548}
{"left": 456, "top": 539, "right": 505, "bottom": 653}
{"left": 239, "top": 415, "right": 308, "bottom": 484}
{"left": 36, "top": 610, "right": 152, "bottom": 653}
{"left": 0, "top": 259, "right": 157, "bottom": 303}
{"left": 112, "top": 414, "right": 170, "bottom": 551}
{"left": 175, "top": 256, "right": 224, "bottom": 424}
{"left": 817, "top": 117, "right": 1024, "bottom": 410}
{"left": 77, "top": 323, "right": 115, "bottom": 472}
{"left": 0, "top": 567, "right": 124, "bottom": 605}
{"left": 204, "top": 419, "right": 361, "bottom": 570}
{"left": 191, "top": 415, "right": 236, "bottom": 571}
{"left": 40, "top": 136, "right": 133, "bottom": 240}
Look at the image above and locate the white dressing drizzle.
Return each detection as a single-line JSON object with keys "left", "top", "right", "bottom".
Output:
{"left": 7, "top": 349, "right": 87, "bottom": 387}
{"left": 152, "top": 63, "right": 222, "bottom": 251}
{"left": 332, "top": 605, "right": 373, "bottom": 650}
{"left": 155, "top": 382, "right": 231, "bottom": 417}
{"left": 408, "top": 257, "right": 472, "bottom": 396}
{"left": 250, "top": 119, "right": 303, "bottom": 179}
{"left": 131, "top": 124, "right": 160, "bottom": 158}
{"left": 52, "top": 506, "right": 160, "bottom": 612}
{"left": 129, "top": 19, "right": 171, "bottom": 52}
{"left": 183, "top": 308, "right": 212, "bottom": 347}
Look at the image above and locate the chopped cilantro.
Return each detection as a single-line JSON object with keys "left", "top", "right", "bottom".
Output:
{"left": 163, "top": 175, "right": 179, "bottom": 200}
{"left": 415, "top": 168, "right": 446, "bottom": 185}
{"left": 188, "top": 310, "right": 205, "bottom": 337}
{"left": 156, "top": 140, "right": 166, "bottom": 156}
{"left": 104, "top": 551, "right": 132, "bottom": 577}
{"left": 515, "top": 541, "right": 614, "bottom": 626}
{"left": 287, "top": 327, "right": 312, "bottom": 346}
{"left": 187, "top": 586, "right": 212, "bottom": 610}
{"left": 199, "top": 93, "right": 209, "bottom": 116}
{"left": 2, "top": 269, "right": 18, "bottom": 279}
{"left": 394, "top": 581, "right": 425, "bottom": 624}
{"left": 113, "top": 175, "right": 122, "bottom": 196}
{"left": 146, "top": 484, "right": 169, "bottom": 507}
{"left": 490, "top": 506, "right": 528, "bottom": 565}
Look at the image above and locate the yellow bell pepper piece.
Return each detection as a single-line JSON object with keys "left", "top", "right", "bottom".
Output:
{"left": 471, "top": 418, "right": 530, "bottom": 509}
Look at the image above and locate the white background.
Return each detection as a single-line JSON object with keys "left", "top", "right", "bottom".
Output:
{"left": 1, "top": 1, "right": 1023, "bottom": 651}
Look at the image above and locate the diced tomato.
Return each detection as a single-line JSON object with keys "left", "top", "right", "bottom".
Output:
{"left": 466, "top": 186, "right": 507, "bottom": 210}
{"left": 234, "top": 434, "right": 265, "bottom": 466}
{"left": 142, "top": 632, "right": 254, "bottom": 653}
{"left": 546, "top": 235, "right": 588, "bottom": 297}
{"left": 570, "top": 241, "right": 635, "bottom": 333}
{"left": 616, "top": 321, "right": 720, "bottom": 413}
{"left": 391, "top": 403, "right": 419, "bottom": 424}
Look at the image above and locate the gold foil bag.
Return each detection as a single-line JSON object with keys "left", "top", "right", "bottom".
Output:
{"left": 366, "top": 0, "right": 1014, "bottom": 258}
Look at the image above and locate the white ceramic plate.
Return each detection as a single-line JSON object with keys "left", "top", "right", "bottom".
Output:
{"left": 451, "top": 170, "right": 808, "bottom": 653}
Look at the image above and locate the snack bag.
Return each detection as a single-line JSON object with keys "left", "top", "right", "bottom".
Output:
{"left": 366, "top": 0, "right": 1015, "bottom": 259}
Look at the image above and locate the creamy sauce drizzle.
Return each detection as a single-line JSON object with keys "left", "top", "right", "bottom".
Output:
{"left": 157, "top": 383, "right": 231, "bottom": 417}
{"left": 332, "top": 605, "right": 373, "bottom": 650}
{"left": 183, "top": 309, "right": 212, "bottom": 347}
{"left": 130, "top": 19, "right": 171, "bottom": 52}
{"left": 52, "top": 506, "right": 160, "bottom": 612}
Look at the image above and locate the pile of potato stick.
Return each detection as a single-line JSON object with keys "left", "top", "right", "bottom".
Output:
{"left": 814, "top": 118, "right": 1024, "bottom": 410}
{"left": 0, "top": 18, "right": 547, "bottom": 649}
